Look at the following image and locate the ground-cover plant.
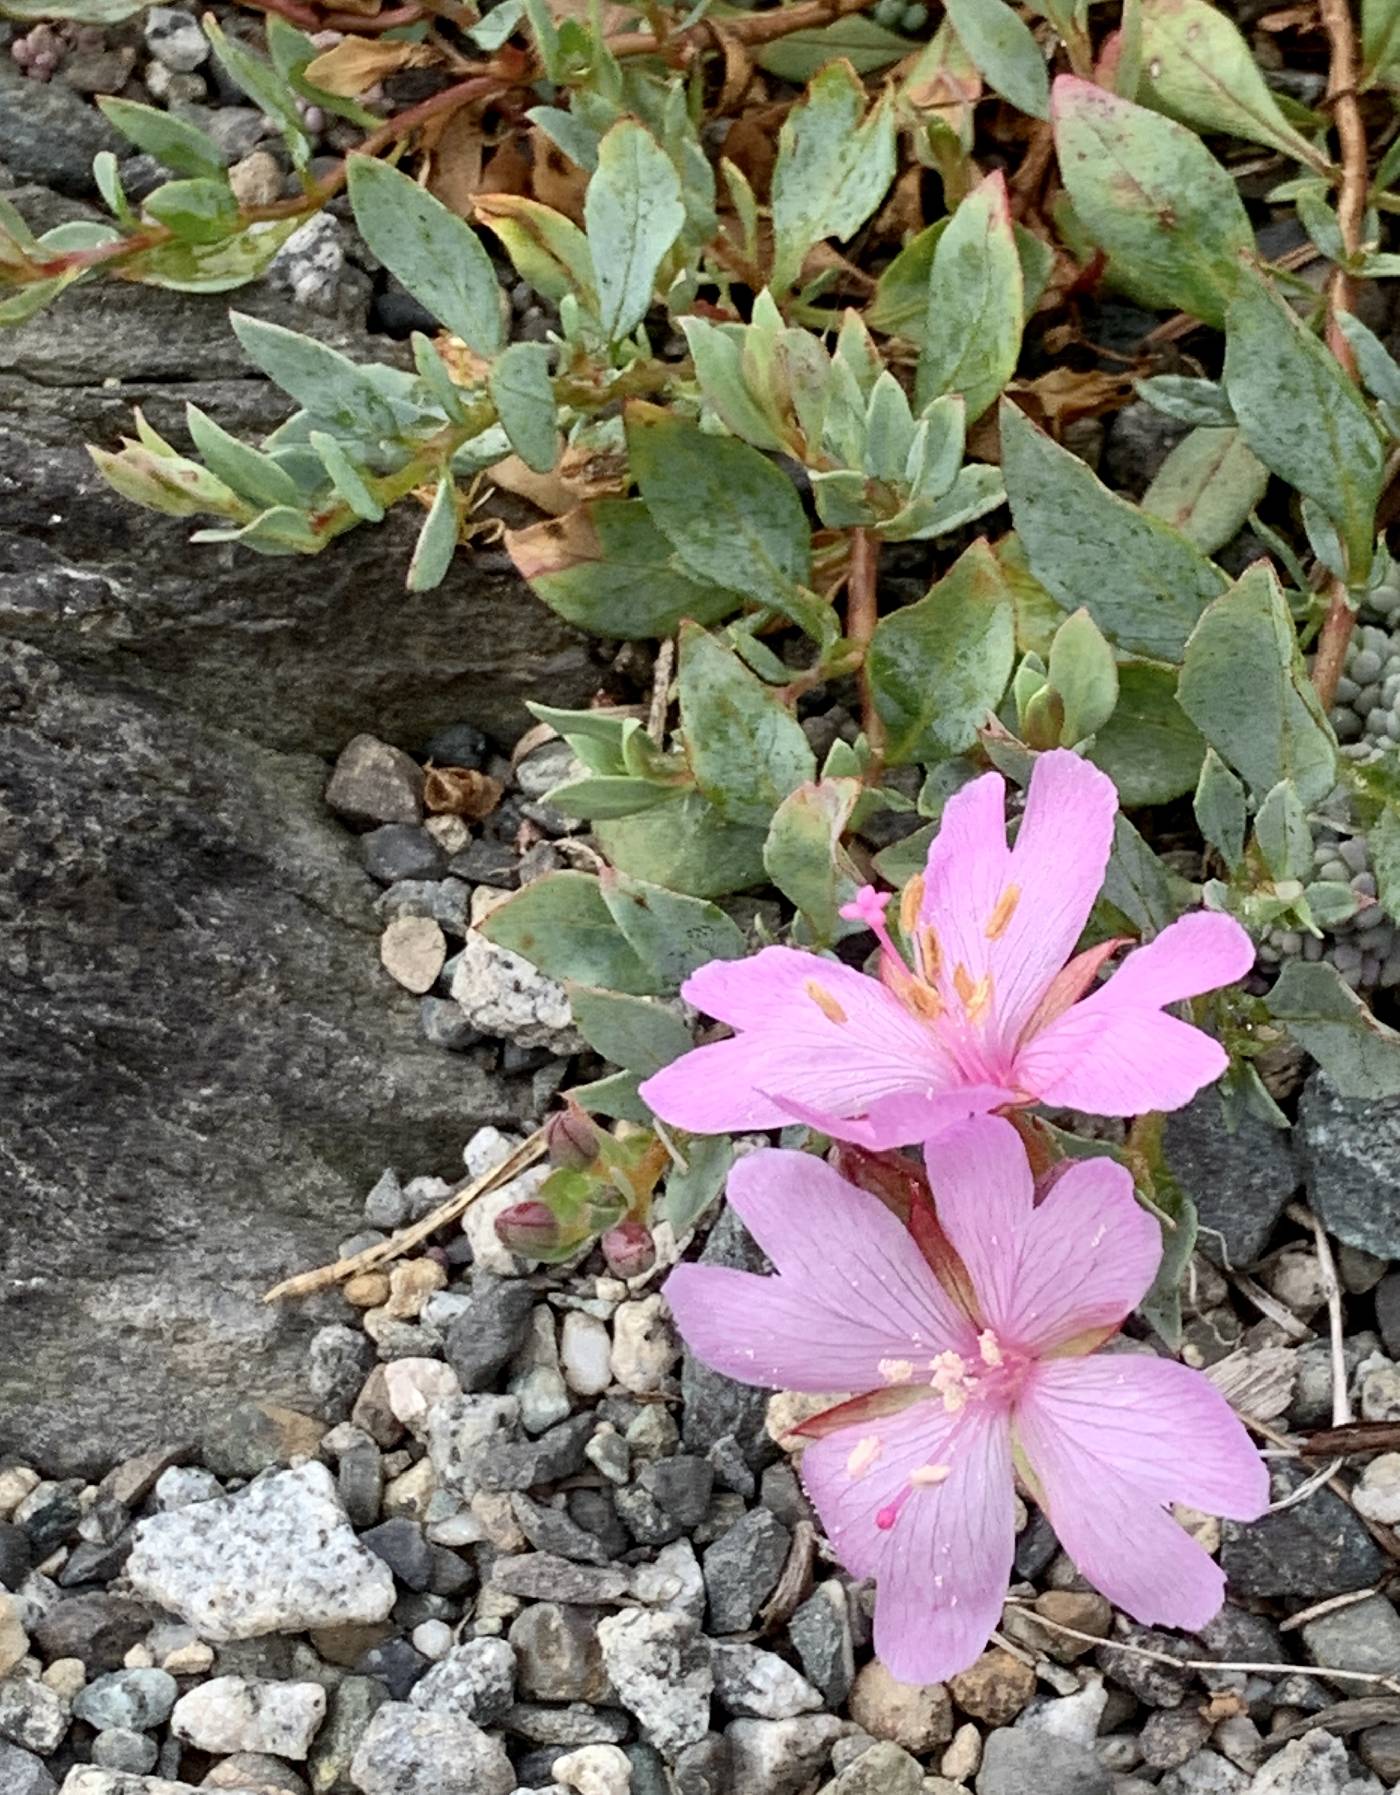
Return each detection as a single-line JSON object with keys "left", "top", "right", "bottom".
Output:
{"left": 8, "top": 0, "right": 1400, "bottom": 1672}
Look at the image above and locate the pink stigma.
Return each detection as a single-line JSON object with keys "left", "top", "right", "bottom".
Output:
{"left": 875, "top": 1502, "right": 900, "bottom": 1531}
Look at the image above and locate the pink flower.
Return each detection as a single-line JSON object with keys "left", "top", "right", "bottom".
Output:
{"left": 641, "top": 750, "right": 1253, "bottom": 1147}
{"left": 665, "top": 1120, "right": 1268, "bottom": 1683}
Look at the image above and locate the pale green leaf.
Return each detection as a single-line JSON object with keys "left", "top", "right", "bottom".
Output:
{"left": 945, "top": 0, "right": 1049, "bottom": 117}
{"left": 480, "top": 871, "right": 659, "bottom": 993}
{"left": 771, "top": 60, "right": 897, "bottom": 291}
{"left": 677, "top": 623, "right": 816, "bottom": 825}
{"left": 763, "top": 777, "right": 863, "bottom": 942}
{"left": 97, "top": 96, "right": 225, "bottom": 179}
{"left": 406, "top": 474, "right": 458, "bottom": 593}
{"left": 567, "top": 985, "right": 693, "bottom": 1074}
{"left": 584, "top": 119, "right": 685, "bottom": 341}
{"left": 916, "top": 171, "right": 1023, "bottom": 423}
{"left": 1267, "top": 959, "right": 1400, "bottom": 1098}
{"left": 1141, "top": 426, "right": 1270, "bottom": 555}
{"left": 488, "top": 341, "right": 558, "bottom": 474}
{"left": 599, "top": 865, "right": 747, "bottom": 986}
{"left": 1089, "top": 662, "right": 1204, "bottom": 805}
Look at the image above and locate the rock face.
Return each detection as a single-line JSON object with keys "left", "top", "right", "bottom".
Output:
{"left": 1296, "top": 1072, "right": 1400, "bottom": 1257}
{"left": 0, "top": 211, "right": 592, "bottom": 1472}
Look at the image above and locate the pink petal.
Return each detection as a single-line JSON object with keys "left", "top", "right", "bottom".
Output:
{"left": 641, "top": 947, "right": 1002, "bottom": 1146}
{"left": 1014, "top": 1355, "right": 1269, "bottom": 1632}
{"left": 802, "top": 1398, "right": 1016, "bottom": 1683}
{"left": 1088, "top": 910, "right": 1255, "bottom": 1007}
{"left": 1014, "top": 1003, "right": 1230, "bottom": 1115}
{"left": 924, "top": 1119, "right": 1161, "bottom": 1353}
{"left": 663, "top": 1150, "right": 976, "bottom": 1391}
{"left": 920, "top": 752, "right": 1118, "bottom": 1048}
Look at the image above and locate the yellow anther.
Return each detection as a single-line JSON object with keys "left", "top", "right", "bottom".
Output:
{"left": 910, "top": 1463, "right": 952, "bottom": 1487}
{"left": 878, "top": 1358, "right": 915, "bottom": 1384}
{"left": 940, "top": 1386, "right": 968, "bottom": 1414}
{"left": 805, "top": 979, "right": 848, "bottom": 1025}
{"left": 905, "top": 982, "right": 944, "bottom": 1023}
{"left": 899, "top": 873, "right": 926, "bottom": 938}
{"left": 953, "top": 964, "right": 993, "bottom": 1022}
{"left": 985, "top": 884, "right": 1021, "bottom": 941}
{"left": 846, "top": 1436, "right": 883, "bottom": 1480}
{"left": 917, "top": 924, "right": 943, "bottom": 980}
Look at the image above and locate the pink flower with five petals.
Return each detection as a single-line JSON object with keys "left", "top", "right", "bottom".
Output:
{"left": 640, "top": 750, "right": 1254, "bottom": 1147}
{"left": 664, "top": 1119, "right": 1269, "bottom": 1684}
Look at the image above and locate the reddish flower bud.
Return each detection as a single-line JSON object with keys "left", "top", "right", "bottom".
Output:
{"left": 494, "top": 1199, "right": 561, "bottom": 1257}
{"left": 601, "top": 1220, "right": 656, "bottom": 1280}
{"left": 547, "top": 1105, "right": 601, "bottom": 1171}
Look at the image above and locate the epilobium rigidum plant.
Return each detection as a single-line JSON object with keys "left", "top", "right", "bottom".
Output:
{"left": 10, "top": 0, "right": 1400, "bottom": 1674}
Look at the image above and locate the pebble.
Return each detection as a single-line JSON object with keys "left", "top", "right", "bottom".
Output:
{"left": 0, "top": 1470, "right": 41, "bottom": 1520}
{"left": 380, "top": 916, "right": 447, "bottom": 994}
{"left": 325, "top": 735, "right": 423, "bottom": 827}
{"left": 1015, "top": 1677, "right": 1107, "bottom": 1748}
{"left": 848, "top": 1659, "right": 953, "bottom": 1753}
{"left": 1157, "top": 1750, "right": 1249, "bottom": 1793}
{"left": 789, "top": 1582, "right": 855, "bottom": 1706}
{"left": 1361, "top": 1360, "right": 1400, "bottom": 1421}
{"left": 1141, "top": 1709, "right": 1211, "bottom": 1770}
{"left": 627, "top": 1538, "right": 705, "bottom": 1623}
{"left": 90, "top": 1728, "right": 159, "bottom": 1774}
{"left": 127, "top": 1462, "right": 396, "bottom": 1641}
{"left": 451, "top": 934, "right": 583, "bottom": 1052}
{"left": 712, "top": 1643, "right": 824, "bottom": 1720}
{"left": 949, "top": 1648, "right": 1037, "bottom": 1724}
{"left": 144, "top": 5, "right": 207, "bottom": 68}
{"left": 0, "top": 1740, "right": 55, "bottom": 1795}
{"left": 1360, "top": 1722, "right": 1400, "bottom": 1783}
{"left": 383, "top": 1358, "right": 461, "bottom": 1433}
{"left": 410, "top": 1637, "right": 515, "bottom": 1725}
{"left": 1301, "top": 1592, "right": 1400, "bottom": 1675}
{"left": 269, "top": 213, "right": 354, "bottom": 315}
{"left": 72, "top": 1669, "right": 177, "bottom": 1731}
{"left": 0, "top": 1676, "right": 69, "bottom": 1755}
{"left": 552, "top": 1743, "right": 633, "bottom": 1795}
{"left": 1297, "top": 1074, "right": 1400, "bottom": 1258}
{"left": 494, "top": 1554, "right": 629, "bottom": 1605}
{"left": 227, "top": 147, "right": 283, "bottom": 207}
{"left": 1220, "top": 1464, "right": 1386, "bottom": 1598}
{"left": 0, "top": 1590, "right": 29, "bottom": 1675}
{"left": 610, "top": 1299, "right": 678, "bottom": 1395}
{"left": 827, "top": 1740, "right": 923, "bottom": 1794}
{"left": 597, "top": 1609, "right": 713, "bottom": 1758}
{"left": 510, "top": 1603, "right": 611, "bottom": 1703}
{"left": 350, "top": 1701, "right": 515, "bottom": 1795}
{"left": 379, "top": 880, "right": 472, "bottom": 936}
{"left": 444, "top": 1276, "right": 536, "bottom": 1391}
{"left": 411, "top": 1620, "right": 455, "bottom": 1662}
{"left": 561, "top": 1313, "right": 613, "bottom": 1397}
{"left": 702, "top": 1508, "right": 791, "bottom": 1633}
{"left": 464, "top": 1169, "right": 550, "bottom": 1277}
{"left": 976, "top": 1729, "right": 1111, "bottom": 1795}
{"left": 171, "top": 1676, "right": 326, "bottom": 1758}
{"left": 724, "top": 1714, "right": 847, "bottom": 1795}
{"left": 942, "top": 1721, "right": 982, "bottom": 1780}
{"left": 1249, "top": 1729, "right": 1356, "bottom": 1794}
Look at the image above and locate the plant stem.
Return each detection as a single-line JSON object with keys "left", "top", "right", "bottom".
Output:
{"left": 847, "top": 526, "right": 885, "bottom": 770}
{"left": 1312, "top": 0, "right": 1370, "bottom": 711}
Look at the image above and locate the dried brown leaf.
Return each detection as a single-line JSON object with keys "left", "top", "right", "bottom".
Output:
{"left": 303, "top": 35, "right": 434, "bottom": 96}
{"left": 423, "top": 765, "right": 503, "bottom": 818}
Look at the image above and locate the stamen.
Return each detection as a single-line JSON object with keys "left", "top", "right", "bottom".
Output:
{"left": 804, "top": 979, "right": 848, "bottom": 1025}
{"left": 846, "top": 1435, "right": 883, "bottom": 1480}
{"left": 898, "top": 873, "right": 925, "bottom": 938}
{"left": 916, "top": 923, "right": 942, "bottom": 981}
{"left": 910, "top": 1463, "right": 952, "bottom": 1487}
{"left": 905, "top": 982, "right": 944, "bottom": 1023}
{"left": 953, "top": 965, "right": 994, "bottom": 1022}
{"left": 929, "top": 1349, "right": 971, "bottom": 1414}
{"left": 985, "top": 884, "right": 1021, "bottom": 940}
{"left": 878, "top": 1358, "right": 915, "bottom": 1384}
{"left": 978, "top": 1330, "right": 1004, "bottom": 1368}
{"left": 941, "top": 1385, "right": 968, "bottom": 1414}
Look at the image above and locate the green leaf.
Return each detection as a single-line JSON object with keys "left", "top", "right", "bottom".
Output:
{"left": 763, "top": 778, "right": 863, "bottom": 943}
{"left": 1364, "top": 0, "right": 1400, "bottom": 84}
{"left": 347, "top": 157, "right": 503, "bottom": 357}
{"left": 1048, "top": 607, "right": 1118, "bottom": 744}
{"left": 87, "top": 441, "right": 247, "bottom": 521}
{"left": 1137, "top": 1173, "right": 1197, "bottom": 1350}
{"left": 599, "top": 864, "right": 747, "bottom": 986}
{"left": 488, "top": 342, "right": 558, "bottom": 474}
{"left": 1051, "top": 73, "right": 1252, "bottom": 325}
{"left": 1223, "top": 274, "right": 1384, "bottom": 581}
{"left": 184, "top": 404, "right": 303, "bottom": 512}
{"left": 867, "top": 538, "right": 1016, "bottom": 763}
{"left": 596, "top": 792, "right": 768, "bottom": 899}
{"left": 1371, "top": 805, "right": 1400, "bottom": 922}
{"left": 1089, "top": 662, "right": 1204, "bottom": 805}
{"left": 1266, "top": 959, "right": 1400, "bottom": 1098}
{"left": 1137, "top": 0, "right": 1327, "bottom": 169}
{"left": 1194, "top": 748, "right": 1248, "bottom": 871}
{"left": 471, "top": 0, "right": 526, "bottom": 49}
{"left": 1140, "top": 426, "right": 1270, "bottom": 555}
{"left": 680, "top": 317, "right": 786, "bottom": 451}
{"left": 1177, "top": 561, "right": 1336, "bottom": 805}
{"left": 143, "top": 176, "right": 239, "bottom": 245}
{"left": 97, "top": 97, "right": 225, "bottom": 179}
{"left": 230, "top": 313, "right": 399, "bottom": 440}
{"left": 916, "top": 172, "right": 1022, "bottom": 423}
{"left": 1255, "top": 778, "right": 1313, "bottom": 882}
{"left": 664, "top": 1135, "right": 735, "bottom": 1233}
{"left": 771, "top": 59, "right": 897, "bottom": 292}
{"left": 480, "top": 871, "right": 659, "bottom": 994}
{"left": 114, "top": 213, "right": 300, "bottom": 294}
{"left": 944, "top": 0, "right": 1049, "bottom": 118}
{"left": 204, "top": 15, "right": 311, "bottom": 167}
{"left": 309, "top": 431, "right": 384, "bottom": 523}
{"left": 567, "top": 985, "right": 693, "bottom": 1074}
{"left": 1, "top": 0, "right": 143, "bottom": 17}
{"left": 1101, "top": 813, "right": 1178, "bottom": 934}
{"left": 569, "top": 1069, "right": 651, "bottom": 1124}
{"left": 755, "top": 12, "right": 917, "bottom": 78}
{"left": 583, "top": 119, "right": 685, "bottom": 341}
{"left": 677, "top": 624, "right": 816, "bottom": 825}
{"left": 625, "top": 406, "right": 830, "bottom": 642}
{"left": 548, "top": 776, "right": 678, "bottom": 819}
{"left": 475, "top": 194, "right": 595, "bottom": 309}
{"left": 406, "top": 474, "right": 458, "bottom": 593}
{"left": 1134, "top": 374, "right": 1236, "bottom": 427}
{"left": 1338, "top": 313, "right": 1400, "bottom": 408}
{"left": 266, "top": 14, "right": 379, "bottom": 127}
{"left": 881, "top": 461, "right": 1006, "bottom": 542}
{"left": 1000, "top": 401, "right": 1226, "bottom": 660}
{"left": 506, "top": 498, "right": 739, "bottom": 638}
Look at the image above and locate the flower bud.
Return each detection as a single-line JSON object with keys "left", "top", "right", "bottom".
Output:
{"left": 547, "top": 1105, "right": 601, "bottom": 1171}
{"left": 494, "top": 1199, "right": 561, "bottom": 1257}
{"left": 601, "top": 1220, "right": 656, "bottom": 1280}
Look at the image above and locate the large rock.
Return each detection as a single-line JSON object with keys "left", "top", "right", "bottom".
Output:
{"left": 0, "top": 640, "right": 543, "bottom": 1473}
{"left": 1297, "top": 1071, "right": 1400, "bottom": 1257}
{"left": 1163, "top": 1090, "right": 1297, "bottom": 1266}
